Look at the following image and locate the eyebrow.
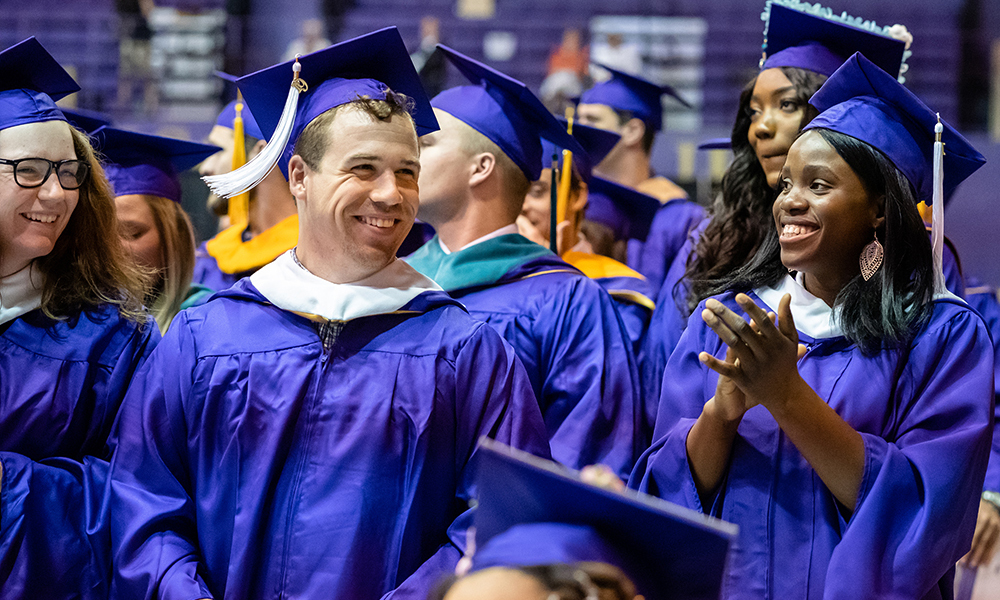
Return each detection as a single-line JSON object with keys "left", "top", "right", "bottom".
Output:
{"left": 751, "top": 85, "right": 796, "bottom": 103}
{"left": 346, "top": 154, "right": 420, "bottom": 169}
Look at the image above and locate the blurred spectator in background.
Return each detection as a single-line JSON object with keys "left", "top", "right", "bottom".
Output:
{"left": 322, "top": 0, "right": 356, "bottom": 42}
{"left": 116, "top": 0, "right": 157, "bottom": 115}
{"left": 590, "top": 33, "right": 642, "bottom": 81}
{"left": 282, "top": 18, "right": 331, "bottom": 61}
{"left": 541, "top": 28, "right": 589, "bottom": 113}
{"left": 411, "top": 16, "right": 447, "bottom": 98}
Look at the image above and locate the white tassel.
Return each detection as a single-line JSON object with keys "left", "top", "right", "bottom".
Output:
{"left": 931, "top": 115, "right": 946, "bottom": 294}
{"left": 203, "top": 57, "right": 309, "bottom": 199}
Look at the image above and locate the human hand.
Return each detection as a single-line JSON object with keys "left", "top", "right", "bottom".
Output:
{"left": 580, "top": 464, "right": 626, "bottom": 493}
{"left": 962, "top": 498, "right": 1000, "bottom": 567}
{"left": 698, "top": 293, "right": 805, "bottom": 411}
{"left": 516, "top": 215, "right": 547, "bottom": 247}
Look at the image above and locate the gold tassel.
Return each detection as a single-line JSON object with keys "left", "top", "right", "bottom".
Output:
{"left": 227, "top": 96, "right": 250, "bottom": 226}
{"left": 556, "top": 106, "right": 575, "bottom": 224}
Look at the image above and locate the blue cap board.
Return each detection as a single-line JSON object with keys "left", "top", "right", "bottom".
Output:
{"left": 470, "top": 439, "right": 737, "bottom": 600}
{"left": 803, "top": 52, "right": 985, "bottom": 205}
{"left": 61, "top": 108, "right": 111, "bottom": 134}
{"left": 95, "top": 127, "right": 221, "bottom": 204}
{"left": 578, "top": 64, "right": 690, "bottom": 132}
{"left": 431, "top": 44, "right": 584, "bottom": 182}
{"left": 584, "top": 175, "right": 662, "bottom": 242}
{"left": 0, "top": 37, "right": 78, "bottom": 132}
{"left": 236, "top": 27, "right": 438, "bottom": 178}
{"left": 214, "top": 71, "right": 265, "bottom": 141}
{"left": 540, "top": 117, "right": 620, "bottom": 183}
{"left": 215, "top": 99, "right": 265, "bottom": 142}
{"left": 697, "top": 137, "right": 732, "bottom": 151}
{"left": 761, "top": 2, "right": 906, "bottom": 79}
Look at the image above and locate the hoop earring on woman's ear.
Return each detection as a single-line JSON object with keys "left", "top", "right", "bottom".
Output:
{"left": 860, "top": 231, "right": 884, "bottom": 281}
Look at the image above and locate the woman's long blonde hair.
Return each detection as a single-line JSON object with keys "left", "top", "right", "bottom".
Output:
{"left": 138, "top": 194, "right": 197, "bottom": 334}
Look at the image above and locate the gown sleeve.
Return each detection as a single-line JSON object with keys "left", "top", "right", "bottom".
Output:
{"left": 0, "top": 452, "right": 112, "bottom": 600}
{"left": 826, "top": 305, "right": 993, "bottom": 599}
{"left": 109, "top": 313, "right": 214, "bottom": 600}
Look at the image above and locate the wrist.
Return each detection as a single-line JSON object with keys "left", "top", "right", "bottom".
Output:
{"left": 703, "top": 396, "right": 744, "bottom": 429}
{"left": 759, "top": 374, "right": 809, "bottom": 419}
{"left": 983, "top": 491, "right": 1000, "bottom": 513}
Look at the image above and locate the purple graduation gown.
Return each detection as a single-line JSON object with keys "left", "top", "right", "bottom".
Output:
{"left": 641, "top": 224, "right": 968, "bottom": 431}
{"left": 0, "top": 304, "right": 158, "bottom": 460}
{"left": 631, "top": 287, "right": 994, "bottom": 599}
{"left": 408, "top": 234, "right": 643, "bottom": 477}
{"left": 626, "top": 199, "right": 705, "bottom": 294}
{"left": 109, "top": 280, "right": 550, "bottom": 600}
{"left": 0, "top": 453, "right": 111, "bottom": 600}
{"left": 596, "top": 274, "right": 654, "bottom": 356}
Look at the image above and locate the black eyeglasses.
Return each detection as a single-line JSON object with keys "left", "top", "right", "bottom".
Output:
{"left": 0, "top": 157, "right": 90, "bottom": 190}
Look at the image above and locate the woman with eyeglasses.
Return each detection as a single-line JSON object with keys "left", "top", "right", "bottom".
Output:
{"left": 0, "top": 38, "right": 157, "bottom": 461}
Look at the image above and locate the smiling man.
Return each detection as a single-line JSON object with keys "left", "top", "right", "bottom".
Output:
{"left": 109, "top": 29, "right": 549, "bottom": 600}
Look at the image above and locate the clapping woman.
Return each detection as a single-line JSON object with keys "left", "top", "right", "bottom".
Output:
{"left": 632, "top": 53, "right": 992, "bottom": 598}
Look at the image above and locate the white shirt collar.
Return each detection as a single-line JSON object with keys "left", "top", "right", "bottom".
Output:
{"left": 0, "top": 264, "right": 44, "bottom": 326}
{"left": 438, "top": 224, "right": 520, "bottom": 255}
{"left": 754, "top": 273, "right": 844, "bottom": 340}
{"left": 250, "top": 250, "right": 442, "bottom": 322}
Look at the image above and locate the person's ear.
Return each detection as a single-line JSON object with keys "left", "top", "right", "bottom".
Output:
{"left": 872, "top": 195, "right": 886, "bottom": 230}
{"left": 249, "top": 138, "right": 267, "bottom": 159}
{"left": 468, "top": 152, "right": 497, "bottom": 188}
{"left": 287, "top": 155, "right": 309, "bottom": 204}
{"left": 620, "top": 118, "right": 646, "bottom": 147}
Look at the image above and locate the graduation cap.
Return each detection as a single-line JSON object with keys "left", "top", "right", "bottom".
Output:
{"left": 578, "top": 64, "right": 691, "bottom": 133}
{"left": 469, "top": 439, "right": 737, "bottom": 600}
{"left": 214, "top": 71, "right": 265, "bottom": 141}
{"left": 804, "top": 52, "right": 984, "bottom": 206}
{"left": 584, "top": 176, "right": 662, "bottom": 243}
{"left": 431, "top": 44, "right": 584, "bottom": 182}
{"left": 803, "top": 52, "right": 985, "bottom": 293}
{"left": 95, "top": 127, "right": 221, "bottom": 203}
{"left": 0, "top": 37, "right": 79, "bottom": 132}
{"left": 761, "top": 2, "right": 907, "bottom": 80}
{"left": 61, "top": 107, "right": 111, "bottom": 134}
{"left": 540, "top": 117, "right": 620, "bottom": 183}
{"left": 697, "top": 137, "right": 731, "bottom": 151}
{"left": 204, "top": 27, "right": 437, "bottom": 197}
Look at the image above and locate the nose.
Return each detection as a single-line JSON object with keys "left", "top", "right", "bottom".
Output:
{"left": 199, "top": 151, "right": 221, "bottom": 177}
{"left": 776, "top": 182, "right": 808, "bottom": 214}
{"left": 36, "top": 169, "right": 68, "bottom": 202}
{"left": 752, "top": 108, "right": 776, "bottom": 140}
{"left": 369, "top": 170, "right": 404, "bottom": 206}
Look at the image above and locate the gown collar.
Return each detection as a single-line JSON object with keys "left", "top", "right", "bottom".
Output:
{"left": 754, "top": 273, "right": 844, "bottom": 340}
{"left": 250, "top": 249, "right": 442, "bottom": 322}
{"left": 407, "top": 233, "right": 554, "bottom": 292}
{"left": 0, "top": 264, "right": 44, "bottom": 326}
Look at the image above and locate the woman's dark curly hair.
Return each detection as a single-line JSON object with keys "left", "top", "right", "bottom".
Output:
{"left": 680, "top": 67, "right": 826, "bottom": 315}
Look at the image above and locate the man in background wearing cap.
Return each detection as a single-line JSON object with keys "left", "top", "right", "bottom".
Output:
{"left": 577, "top": 67, "right": 705, "bottom": 292}
{"left": 193, "top": 98, "right": 298, "bottom": 291}
{"left": 408, "top": 46, "right": 643, "bottom": 479}
{"left": 109, "top": 29, "right": 550, "bottom": 600}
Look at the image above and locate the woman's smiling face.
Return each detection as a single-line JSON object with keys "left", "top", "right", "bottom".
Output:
{"left": 773, "top": 130, "right": 882, "bottom": 293}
